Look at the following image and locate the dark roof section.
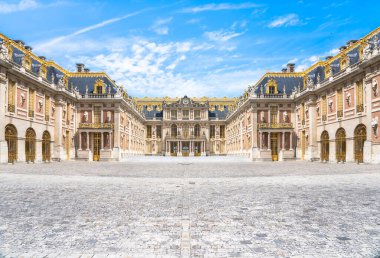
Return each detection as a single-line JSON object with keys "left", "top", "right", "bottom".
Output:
{"left": 68, "top": 75, "right": 118, "bottom": 94}
{"left": 254, "top": 75, "right": 304, "bottom": 94}
{"left": 209, "top": 106, "right": 229, "bottom": 120}
{"left": 142, "top": 106, "right": 163, "bottom": 120}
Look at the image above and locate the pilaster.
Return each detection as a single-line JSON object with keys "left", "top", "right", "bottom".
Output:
{"left": 0, "top": 66, "right": 8, "bottom": 163}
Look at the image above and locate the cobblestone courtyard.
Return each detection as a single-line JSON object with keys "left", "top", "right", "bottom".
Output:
{"left": 0, "top": 159, "right": 379, "bottom": 257}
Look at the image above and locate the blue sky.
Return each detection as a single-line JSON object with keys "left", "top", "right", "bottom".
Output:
{"left": 1, "top": 0, "right": 379, "bottom": 98}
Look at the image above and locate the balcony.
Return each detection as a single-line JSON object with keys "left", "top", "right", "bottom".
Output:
{"left": 81, "top": 93, "right": 115, "bottom": 99}
{"left": 79, "top": 123, "right": 114, "bottom": 129}
{"left": 258, "top": 123, "right": 293, "bottom": 129}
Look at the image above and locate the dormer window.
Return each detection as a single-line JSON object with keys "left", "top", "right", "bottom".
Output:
{"left": 269, "top": 86, "right": 275, "bottom": 94}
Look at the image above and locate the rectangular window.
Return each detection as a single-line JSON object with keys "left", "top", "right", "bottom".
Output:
{"left": 337, "top": 89, "right": 343, "bottom": 117}
{"left": 94, "top": 106, "right": 101, "bottom": 123}
{"left": 210, "top": 125, "right": 215, "bottom": 138}
{"left": 182, "top": 110, "right": 189, "bottom": 120}
{"left": 146, "top": 125, "right": 152, "bottom": 138}
{"left": 156, "top": 125, "right": 162, "bottom": 138}
{"left": 45, "top": 96, "right": 50, "bottom": 121}
{"left": 171, "top": 110, "right": 177, "bottom": 120}
{"left": 220, "top": 125, "right": 225, "bottom": 138}
{"left": 322, "top": 96, "right": 327, "bottom": 121}
{"left": 194, "top": 110, "right": 201, "bottom": 119}
{"left": 28, "top": 89, "right": 34, "bottom": 117}
{"left": 356, "top": 80, "right": 364, "bottom": 112}
{"left": 270, "top": 106, "right": 278, "bottom": 124}
{"left": 8, "top": 80, "right": 15, "bottom": 112}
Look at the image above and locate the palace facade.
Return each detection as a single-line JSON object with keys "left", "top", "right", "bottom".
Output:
{"left": 1, "top": 26, "right": 380, "bottom": 163}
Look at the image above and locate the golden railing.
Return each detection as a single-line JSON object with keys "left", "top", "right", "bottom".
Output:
{"left": 79, "top": 123, "right": 114, "bottom": 129}
{"left": 258, "top": 123, "right": 293, "bottom": 129}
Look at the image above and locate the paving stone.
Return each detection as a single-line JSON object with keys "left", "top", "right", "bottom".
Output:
{"left": 0, "top": 160, "right": 379, "bottom": 257}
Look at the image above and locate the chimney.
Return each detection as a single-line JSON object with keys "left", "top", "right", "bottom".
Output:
{"left": 325, "top": 56, "right": 333, "bottom": 60}
{"left": 346, "top": 40, "right": 358, "bottom": 47}
{"left": 38, "top": 56, "right": 46, "bottom": 60}
{"left": 84, "top": 68, "right": 90, "bottom": 73}
{"left": 281, "top": 68, "right": 287, "bottom": 73}
{"left": 25, "top": 46, "right": 32, "bottom": 51}
{"left": 14, "top": 40, "right": 25, "bottom": 47}
{"left": 287, "top": 63, "right": 295, "bottom": 73}
{"left": 339, "top": 46, "right": 347, "bottom": 52}
{"left": 76, "top": 63, "right": 85, "bottom": 73}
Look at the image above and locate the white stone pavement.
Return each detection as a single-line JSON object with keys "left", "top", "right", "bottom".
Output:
{"left": 0, "top": 159, "right": 379, "bottom": 257}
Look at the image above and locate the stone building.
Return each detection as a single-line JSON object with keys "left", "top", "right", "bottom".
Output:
{"left": 1, "top": 26, "right": 380, "bottom": 163}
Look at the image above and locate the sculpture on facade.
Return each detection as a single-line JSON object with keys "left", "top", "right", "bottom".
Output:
{"left": 38, "top": 99, "right": 43, "bottom": 111}
{"left": 83, "top": 111, "right": 88, "bottom": 122}
{"left": 260, "top": 111, "right": 265, "bottom": 123}
{"left": 372, "top": 117, "right": 378, "bottom": 137}
{"left": 106, "top": 111, "right": 111, "bottom": 123}
{"left": 283, "top": 111, "right": 288, "bottom": 122}
{"left": 20, "top": 93, "right": 26, "bottom": 107}
{"left": 346, "top": 93, "right": 351, "bottom": 106}
{"left": 307, "top": 76, "right": 314, "bottom": 88}
{"left": 317, "top": 73, "right": 321, "bottom": 84}
{"left": 372, "top": 79, "right": 378, "bottom": 97}
{"left": 58, "top": 76, "right": 65, "bottom": 88}
{"left": 328, "top": 99, "right": 333, "bottom": 111}
{"left": 0, "top": 40, "right": 9, "bottom": 60}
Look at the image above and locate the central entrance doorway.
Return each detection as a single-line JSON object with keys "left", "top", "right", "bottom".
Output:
{"left": 270, "top": 133, "right": 278, "bottom": 161}
{"left": 170, "top": 142, "right": 178, "bottom": 156}
{"left": 194, "top": 142, "right": 201, "bottom": 156}
{"left": 93, "top": 132, "right": 101, "bottom": 161}
{"left": 182, "top": 142, "right": 189, "bottom": 157}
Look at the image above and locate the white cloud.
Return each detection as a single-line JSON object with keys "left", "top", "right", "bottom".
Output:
{"left": 151, "top": 17, "right": 173, "bottom": 35}
{"left": 180, "top": 2, "right": 261, "bottom": 13}
{"left": 268, "top": 14, "right": 303, "bottom": 28}
{"left": 327, "top": 48, "right": 339, "bottom": 55}
{"left": 34, "top": 10, "right": 143, "bottom": 52}
{"left": 204, "top": 30, "right": 244, "bottom": 42}
{"left": 0, "top": 0, "right": 38, "bottom": 13}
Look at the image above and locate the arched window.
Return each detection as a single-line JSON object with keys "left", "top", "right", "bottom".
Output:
{"left": 335, "top": 128, "right": 346, "bottom": 162}
{"left": 354, "top": 124, "right": 366, "bottom": 163}
{"left": 171, "top": 124, "right": 177, "bottom": 137}
{"left": 321, "top": 131, "right": 329, "bottom": 162}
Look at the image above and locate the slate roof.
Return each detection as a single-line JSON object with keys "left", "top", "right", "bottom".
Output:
{"left": 254, "top": 75, "right": 304, "bottom": 94}
{"left": 68, "top": 75, "right": 118, "bottom": 94}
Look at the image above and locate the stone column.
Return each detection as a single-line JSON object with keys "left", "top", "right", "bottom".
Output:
{"left": 54, "top": 96, "right": 65, "bottom": 161}
{"left": 114, "top": 110, "right": 120, "bottom": 148}
{"left": 0, "top": 67, "right": 8, "bottom": 163}
{"left": 282, "top": 132, "right": 285, "bottom": 150}
{"left": 78, "top": 132, "right": 82, "bottom": 150}
{"left": 307, "top": 95, "right": 318, "bottom": 161}
{"left": 290, "top": 132, "right": 293, "bottom": 150}
{"left": 86, "top": 132, "right": 90, "bottom": 150}
{"left": 101, "top": 133, "right": 104, "bottom": 150}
